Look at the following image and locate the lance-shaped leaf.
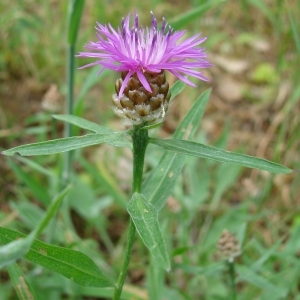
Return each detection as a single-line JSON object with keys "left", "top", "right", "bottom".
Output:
{"left": 2, "top": 132, "right": 127, "bottom": 156}
{"left": 0, "top": 227, "right": 113, "bottom": 288}
{"left": 143, "top": 89, "right": 211, "bottom": 211}
{"left": 53, "top": 114, "right": 112, "bottom": 134}
{"left": 169, "top": 0, "right": 224, "bottom": 30}
{"left": 0, "top": 186, "right": 71, "bottom": 269}
{"left": 149, "top": 138, "right": 292, "bottom": 174}
{"left": 68, "top": 0, "right": 84, "bottom": 45}
{"left": 127, "top": 193, "right": 170, "bottom": 271}
{"left": 7, "top": 263, "right": 38, "bottom": 300}
{"left": 52, "top": 115, "right": 131, "bottom": 148}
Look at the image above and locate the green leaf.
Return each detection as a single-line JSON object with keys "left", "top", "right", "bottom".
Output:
{"left": 14, "top": 156, "right": 56, "bottom": 178}
{"left": 34, "top": 186, "right": 72, "bottom": 236}
{"left": 2, "top": 132, "right": 127, "bottom": 156}
{"left": 73, "top": 285, "right": 146, "bottom": 299}
{"left": 143, "top": 89, "right": 211, "bottom": 211}
{"left": 78, "top": 156, "right": 127, "bottom": 208}
{"left": 7, "top": 263, "right": 39, "bottom": 300}
{"left": 147, "top": 256, "right": 165, "bottom": 300}
{"left": 286, "top": 1, "right": 300, "bottom": 55}
{"left": 53, "top": 114, "right": 111, "bottom": 133}
{"left": 248, "top": 0, "right": 276, "bottom": 27}
{"left": 127, "top": 193, "right": 170, "bottom": 271}
{"left": 0, "top": 186, "right": 71, "bottom": 269}
{"left": 74, "top": 69, "right": 110, "bottom": 116}
{"left": 0, "top": 231, "right": 36, "bottom": 270}
{"left": 236, "top": 265, "right": 287, "bottom": 297}
{"left": 68, "top": 0, "right": 84, "bottom": 45}
{"left": 149, "top": 138, "right": 292, "bottom": 174}
{"left": 0, "top": 227, "right": 113, "bottom": 288}
{"left": 76, "top": 68, "right": 110, "bottom": 104}
{"left": 8, "top": 159, "right": 51, "bottom": 205}
{"left": 52, "top": 115, "right": 131, "bottom": 148}
{"left": 169, "top": 0, "right": 225, "bottom": 30}
{"left": 170, "top": 81, "right": 186, "bottom": 101}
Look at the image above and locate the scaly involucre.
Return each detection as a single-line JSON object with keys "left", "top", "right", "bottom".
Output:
{"left": 78, "top": 11, "right": 212, "bottom": 97}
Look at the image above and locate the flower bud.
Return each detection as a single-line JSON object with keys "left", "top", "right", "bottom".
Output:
{"left": 112, "top": 71, "right": 171, "bottom": 125}
{"left": 217, "top": 229, "right": 241, "bottom": 263}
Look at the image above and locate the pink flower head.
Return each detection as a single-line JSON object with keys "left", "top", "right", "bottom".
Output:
{"left": 77, "top": 11, "right": 212, "bottom": 97}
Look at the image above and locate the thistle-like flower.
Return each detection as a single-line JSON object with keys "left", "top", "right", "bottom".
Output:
{"left": 78, "top": 12, "right": 212, "bottom": 125}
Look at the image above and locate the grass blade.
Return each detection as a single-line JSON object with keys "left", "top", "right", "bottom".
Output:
{"left": 7, "top": 263, "right": 39, "bottom": 300}
{"left": 169, "top": 0, "right": 225, "bottom": 30}
{"left": 286, "top": 1, "right": 300, "bottom": 54}
{"left": 68, "top": 0, "right": 84, "bottom": 45}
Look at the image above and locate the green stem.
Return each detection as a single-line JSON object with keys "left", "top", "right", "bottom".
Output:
{"left": 59, "top": 0, "right": 84, "bottom": 233}
{"left": 228, "top": 260, "right": 237, "bottom": 300}
{"left": 113, "top": 220, "right": 136, "bottom": 300}
{"left": 63, "top": 44, "right": 75, "bottom": 184}
{"left": 58, "top": 43, "right": 76, "bottom": 234}
{"left": 113, "top": 125, "right": 148, "bottom": 300}
{"left": 131, "top": 125, "right": 149, "bottom": 193}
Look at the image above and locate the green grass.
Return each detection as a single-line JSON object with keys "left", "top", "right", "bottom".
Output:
{"left": 0, "top": 0, "right": 300, "bottom": 299}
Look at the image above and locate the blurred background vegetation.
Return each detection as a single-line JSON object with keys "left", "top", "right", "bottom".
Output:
{"left": 0, "top": 0, "right": 299, "bottom": 299}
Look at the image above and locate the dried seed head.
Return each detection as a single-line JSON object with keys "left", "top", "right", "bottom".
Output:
{"left": 217, "top": 229, "right": 241, "bottom": 263}
{"left": 112, "top": 71, "right": 171, "bottom": 126}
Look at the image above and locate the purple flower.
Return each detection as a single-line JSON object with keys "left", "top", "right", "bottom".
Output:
{"left": 77, "top": 11, "right": 212, "bottom": 97}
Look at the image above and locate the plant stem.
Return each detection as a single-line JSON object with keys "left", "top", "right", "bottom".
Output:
{"left": 228, "top": 260, "right": 237, "bottom": 300}
{"left": 59, "top": 0, "right": 84, "bottom": 232}
{"left": 113, "top": 125, "right": 148, "bottom": 300}
{"left": 131, "top": 125, "right": 149, "bottom": 193}
{"left": 113, "top": 219, "right": 136, "bottom": 300}
{"left": 63, "top": 44, "right": 75, "bottom": 184}
{"left": 59, "top": 43, "right": 76, "bottom": 233}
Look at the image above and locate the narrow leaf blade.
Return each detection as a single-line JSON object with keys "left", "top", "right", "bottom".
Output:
{"left": 0, "top": 186, "right": 71, "bottom": 269}
{"left": 2, "top": 132, "right": 126, "bottom": 156}
{"left": 169, "top": 0, "right": 224, "bottom": 30}
{"left": 170, "top": 81, "right": 186, "bottom": 101}
{"left": 68, "top": 0, "right": 84, "bottom": 45}
{"left": 127, "top": 193, "right": 170, "bottom": 271}
{"left": 0, "top": 232, "right": 35, "bottom": 269}
{"left": 34, "top": 185, "right": 72, "bottom": 236}
{"left": 149, "top": 138, "right": 292, "bottom": 174}
{"left": 78, "top": 156, "right": 127, "bottom": 208}
{"left": 8, "top": 159, "right": 50, "bottom": 205}
{"left": 143, "top": 89, "right": 211, "bottom": 211}
{"left": 52, "top": 115, "right": 131, "bottom": 148}
{"left": 236, "top": 265, "right": 287, "bottom": 297}
{"left": 0, "top": 227, "right": 113, "bottom": 288}
{"left": 7, "top": 263, "right": 39, "bottom": 300}
{"left": 53, "top": 114, "right": 111, "bottom": 134}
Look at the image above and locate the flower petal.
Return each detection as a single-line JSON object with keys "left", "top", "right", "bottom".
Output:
{"left": 78, "top": 12, "right": 211, "bottom": 97}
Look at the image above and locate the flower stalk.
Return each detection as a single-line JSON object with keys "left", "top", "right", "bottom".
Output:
{"left": 228, "top": 260, "right": 237, "bottom": 300}
{"left": 113, "top": 125, "right": 148, "bottom": 299}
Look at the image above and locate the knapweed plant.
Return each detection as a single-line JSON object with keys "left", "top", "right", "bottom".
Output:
{"left": 0, "top": 11, "right": 292, "bottom": 300}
